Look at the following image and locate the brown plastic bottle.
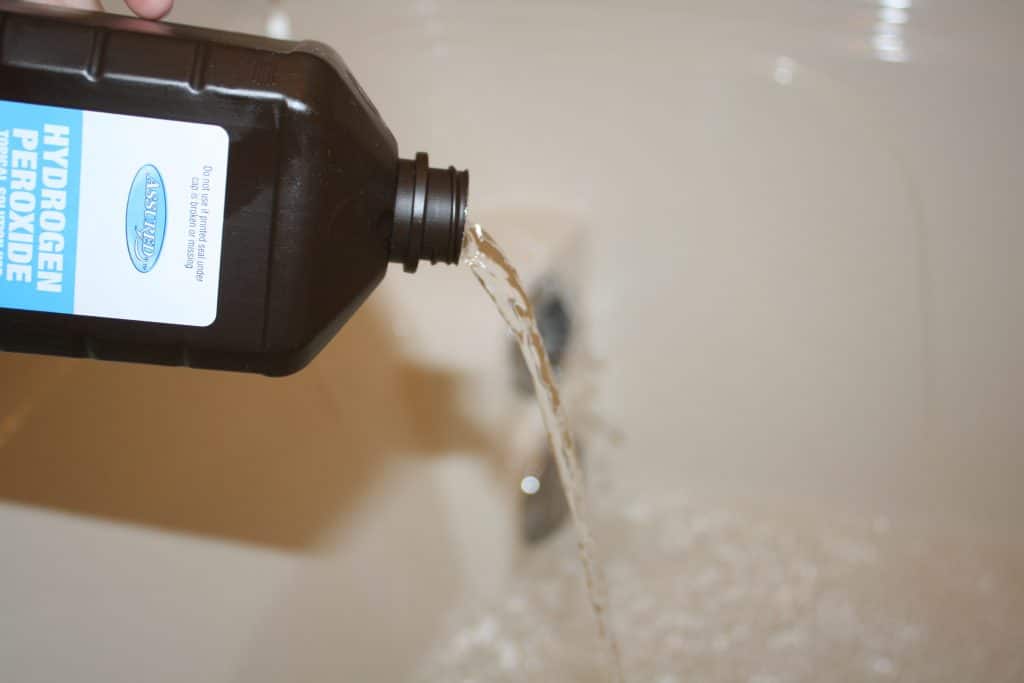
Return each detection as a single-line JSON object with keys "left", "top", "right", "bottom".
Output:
{"left": 0, "top": 1, "right": 468, "bottom": 375}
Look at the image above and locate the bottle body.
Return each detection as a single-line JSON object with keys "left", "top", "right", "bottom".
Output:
{"left": 0, "top": 1, "right": 398, "bottom": 375}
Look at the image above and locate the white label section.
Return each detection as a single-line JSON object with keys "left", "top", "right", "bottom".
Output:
{"left": 74, "top": 111, "right": 228, "bottom": 327}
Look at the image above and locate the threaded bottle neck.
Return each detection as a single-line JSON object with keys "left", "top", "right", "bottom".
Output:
{"left": 390, "top": 153, "right": 469, "bottom": 273}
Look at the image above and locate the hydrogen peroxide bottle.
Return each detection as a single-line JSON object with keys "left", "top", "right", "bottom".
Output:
{"left": 0, "top": 1, "right": 468, "bottom": 375}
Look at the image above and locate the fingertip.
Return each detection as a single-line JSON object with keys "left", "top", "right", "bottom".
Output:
{"left": 124, "top": 0, "right": 173, "bottom": 20}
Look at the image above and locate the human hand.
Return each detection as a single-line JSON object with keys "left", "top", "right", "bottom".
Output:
{"left": 32, "top": 0, "right": 173, "bottom": 20}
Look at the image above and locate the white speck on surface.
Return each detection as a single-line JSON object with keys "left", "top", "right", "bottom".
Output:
{"left": 624, "top": 501, "right": 653, "bottom": 524}
{"left": 795, "top": 560, "right": 819, "bottom": 583}
{"left": 897, "top": 624, "right": 923, "bottom": 643}
{"left": 497, "top": 642, "right": 519, "bottom": 671}
{"left": 823, "top": 536, "right": 878, "bottom": 565}
{"left": 773, "top": 56, "right": 796, "bottom": 85}
{"left": 520, "top": 475, "right": 541, "bottom": 495}
{"left": 504, "top": 596, "right": 526, "bottom": 614}
{"left": 768, "top": 627, "right": 807, "bottom": 650}
{"left": 472, "top": 616, "right": 498, "bottom": 644}
{"left": 873, "top": 2, "right": 910, "bottom": 63}
{"left": 629, "top": 595, "right": 655, "bottom": 615}
{"left": 693, "top": 567, "right": 720, "bottom": 589}
{"left": 265, "top": 6, "right": 292, "bottom": 39}
{"left": 879, "top": 7, "right": 909, "bottom": 24}
{"left": 817, "top": 594, "right": 861, "bottom": 639}
{"left": 774, "top": 586, "right": 794, "bottom": 608}
{"left": 869, "top": 656, "right": 896, "bottom": 676}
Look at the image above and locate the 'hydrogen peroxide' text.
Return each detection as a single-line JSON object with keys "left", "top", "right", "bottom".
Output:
{"left": 1, "top": 125, "right": 71, "bottom": 294}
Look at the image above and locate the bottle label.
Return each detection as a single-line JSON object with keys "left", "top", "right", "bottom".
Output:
{"left": 0, "top": 99, "right": 228, "bottom": 327}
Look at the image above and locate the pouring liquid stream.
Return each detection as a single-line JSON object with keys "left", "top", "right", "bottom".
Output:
{"left": 463, "top": 223, "right": 625, "bottom": 682}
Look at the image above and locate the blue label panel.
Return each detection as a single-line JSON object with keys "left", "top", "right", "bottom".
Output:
{"left": 0, "top": 100, "right": 83, "bottom": 315}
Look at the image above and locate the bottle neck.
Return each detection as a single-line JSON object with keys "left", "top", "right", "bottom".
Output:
{"left": 390, "top": 153, "right": 469, "bottom": 273}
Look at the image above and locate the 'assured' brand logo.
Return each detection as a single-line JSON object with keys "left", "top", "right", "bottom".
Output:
{"left": 126, "top": 164, "right": 167, "bottom": 273}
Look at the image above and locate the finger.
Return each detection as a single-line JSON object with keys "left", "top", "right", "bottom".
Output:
{"left": 123, "top": 0, "right": 172, "bottom": 19}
